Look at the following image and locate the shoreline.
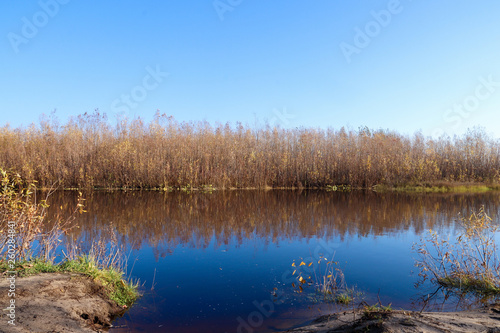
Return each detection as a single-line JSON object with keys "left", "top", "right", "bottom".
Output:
{"left": 39, "top": 183, "right": 500, "bottom": 193}
{"left": 280, "top": 304, "right": 500, "bottom": 332}
{"left": 0, "top": 272, "right": 128, "bottom": 333}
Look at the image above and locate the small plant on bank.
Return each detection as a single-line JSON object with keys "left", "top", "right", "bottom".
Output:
{"left": 414, "top": 206, "right": 500, "bottom": 297}
{"left": 361, "top": 302, "right": 393, "bottom": 320}
{"left": 335, "top": 291, "right": 353, "bottom": 305}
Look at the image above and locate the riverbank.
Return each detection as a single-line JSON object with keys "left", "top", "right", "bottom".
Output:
{"left": 281, "top": 304, "right": 500, "bottom": 332}
{"left": 374, "top": 182, "right": 500, "bottom": 193}
{"left": 44, "top": 182, "right": 500, "bottom": 193}
{"left": 0, "top": 272, "right": 128, "bottom": 333}
{"left": 0, "top": 169, "right": 139, "bottom": 332}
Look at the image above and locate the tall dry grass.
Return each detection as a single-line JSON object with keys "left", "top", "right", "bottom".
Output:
{"left": 414, "top": 207, "right": 500, "bottom": 297}
{"left": 0, "top": 168, "right": 83, "bottom": 262}
{"left": 1, "top": 111, "right": 499, "bottom": 189}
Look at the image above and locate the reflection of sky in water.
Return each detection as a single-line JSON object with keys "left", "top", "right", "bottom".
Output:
{"left": 113, "top": 234, "right": 422, "bottom": 332}
{"left": 46, "top": 191, "right": 500, "bottom": 333}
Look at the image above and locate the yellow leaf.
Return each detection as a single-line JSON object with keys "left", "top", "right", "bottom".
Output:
{"left": 292, "top": 270, "right": 296, "bottom": 275}
{"left": 308, "top": 262, "right": 313, "bottom": 267}
{"left": 291, "top": 262, "right": 296, "bottom": 267}
{"left": 299, "top": 261, "right": 306, "bottom": 266}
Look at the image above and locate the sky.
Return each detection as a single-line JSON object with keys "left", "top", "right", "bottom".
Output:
{"left": 1, "top": 0, "right": 500, "bottom": 138}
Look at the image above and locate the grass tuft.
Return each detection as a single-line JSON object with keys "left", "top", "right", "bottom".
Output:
{"left": 362, "top": 303, "right": 393, "bottom": 320}
{"left": 335, "top": 292, "right": 353, "bottom": 305}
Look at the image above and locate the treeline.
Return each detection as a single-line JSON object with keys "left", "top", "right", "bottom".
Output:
{"left": 1, "top": 111, "right": 499, "bottom": 189}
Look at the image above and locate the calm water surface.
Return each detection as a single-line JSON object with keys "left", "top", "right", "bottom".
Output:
{"left": 48, "top": 190, "right": 500, "bottom": 333}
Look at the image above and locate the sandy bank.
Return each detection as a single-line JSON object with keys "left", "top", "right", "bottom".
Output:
{"left": 0, "top": 273, "right": 126, "bottom": 333}
{"left": 281, "top": 304, "right": 500, "bottom": 333}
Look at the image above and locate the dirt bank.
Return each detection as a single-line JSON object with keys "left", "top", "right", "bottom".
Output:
{"left": 0, "top": 273, "right": 126, "bottom": 333}
{"left": 281, "top": 304, "right": 500, "bottom": 333}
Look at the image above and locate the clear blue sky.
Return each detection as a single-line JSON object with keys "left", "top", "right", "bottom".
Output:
{"left": 1, "top": 0, "right": 499, "bottom": 138}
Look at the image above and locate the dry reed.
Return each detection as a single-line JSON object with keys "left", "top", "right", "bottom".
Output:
{"left": 1, "top": 111, "right": 499, "bottom": 189}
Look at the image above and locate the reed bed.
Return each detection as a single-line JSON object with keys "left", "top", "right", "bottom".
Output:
{"left": 1, "top": 111, "right": 499, "bottom": 189}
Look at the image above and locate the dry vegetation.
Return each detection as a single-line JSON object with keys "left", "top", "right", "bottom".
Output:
{"left": 0, "top": 169, "right": 77, "bottom": 262}
{"left": 0, "top": 168, "right": 138, "bottom": 307}
{"left": 414, "top": 207, "right": 500, "bottom": 297}
{"left": 1, "top": 111, "right": 500, "bottom": 189}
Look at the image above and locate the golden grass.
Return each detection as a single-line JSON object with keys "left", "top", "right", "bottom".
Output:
{"left": 1, "top": 111, "right": 499, "bottom": 189}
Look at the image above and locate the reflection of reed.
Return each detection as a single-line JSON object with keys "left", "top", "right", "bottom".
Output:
{"left": 46, "top": 191, "right": 500, "bottom": 258}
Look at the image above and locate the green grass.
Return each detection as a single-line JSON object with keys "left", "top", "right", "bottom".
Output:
{"left": 0, "top": 257, "right": 139, "bottom": 307}
{"left": 361, "top": 303, "right": 393, "bottom": 320}
{"left": 374, "top": 183, "right": 500, "bottom": 193}
{"left": 335, "top": 292, "right": 353, "bottom": 305}
{"left": 438, "top": 274, "right": 500, "bottom": 296}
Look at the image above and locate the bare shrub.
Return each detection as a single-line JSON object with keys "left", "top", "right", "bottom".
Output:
{"left": 0, "top": 168, "right": 84, "bottom": 262}
{"left": 414, "top": 207, "right": 500, "bottom": 296}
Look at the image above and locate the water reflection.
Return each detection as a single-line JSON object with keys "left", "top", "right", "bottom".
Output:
{"left": 48, "top": 190, "right": 500, "bottom": 254}
{"left": 45, "top": 190, "right": 500, "bottom": 333}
